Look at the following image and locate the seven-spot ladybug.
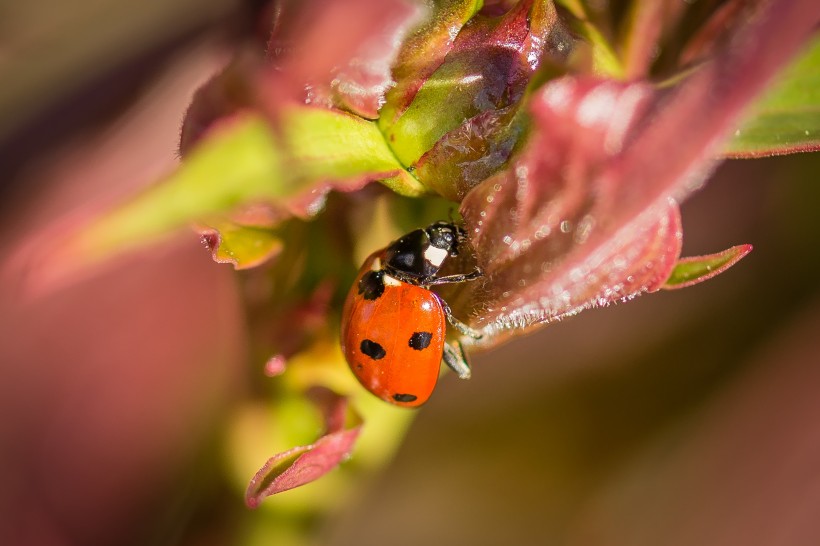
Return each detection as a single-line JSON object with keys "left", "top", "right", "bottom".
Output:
{"left": 340, "top": 222, "right": 482, "bottom": 407}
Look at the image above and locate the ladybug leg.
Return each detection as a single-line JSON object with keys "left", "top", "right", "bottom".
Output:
{"left": 436, "top": 296, "right": 482, "bottom": 340}
{"left": 442, "top": 340, "right": 471, "bottom": 380}
{"left": 424, "top": 267, "right": 483, "bottom": 286}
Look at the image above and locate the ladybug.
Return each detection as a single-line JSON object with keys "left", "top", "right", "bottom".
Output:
{"left": 340, "top": 221, "right": 482, "bottom": 407}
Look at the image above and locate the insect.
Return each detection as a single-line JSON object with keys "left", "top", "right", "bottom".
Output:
{"left": 340, "top": 221, "right": 482, "bottom": 407}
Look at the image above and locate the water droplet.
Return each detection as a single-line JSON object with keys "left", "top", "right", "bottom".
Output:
{"left": 486, "top": 195, "right": 495, "bottom": 203}
{"left": 503, "top": 235, "right": 513, "bottom": 245}
{"left": 535, "top": 225, "right": 551, "bottom": 239}
{"left": 560, "top": 220, "right": 572, "bottom": 233}
{"left": 264, "top": 354, "right": 287, "bottom": 377}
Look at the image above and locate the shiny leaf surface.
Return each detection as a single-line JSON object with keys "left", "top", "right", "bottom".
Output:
{"left": 458, "top": 0, "right": 817, "bottom": 345}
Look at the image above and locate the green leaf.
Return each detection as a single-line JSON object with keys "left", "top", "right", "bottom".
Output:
{"left": 75, "top": 115, "right": 283, "bottom": 261}
{"left": 381, "top": 0, "right": 566, "bottom": 176}
{"left": 662, "top": 245, "right": 753, "bottom": 290}
{"left": 284, "top": 107, "right": 422, "bottom": 194}
{"left": 73, "top": 107, "right": 422, "bottom": 263}
{"left": 199, "top": 221, "right": 283, "bottom": 270}
{"left": 378, "top": 0, "right": 483, "bottom": 129}
{"left": 724, "top": 36, "right": 820, "bottom": 158}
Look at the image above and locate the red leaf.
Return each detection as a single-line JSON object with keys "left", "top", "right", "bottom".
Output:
{"left": 458, "top": 0, "right": 816, "bottom": 345}
{"left": 270, "top": 0, "right": 423, "bottom": 119}
{"left": 245, "top": 388, "right": 362, "bottom": 507}
{"left": 181, "top": 0, "right": 423, "bottom": 151}
{"left": 459, "top": 78, "right": 682, "bottom": 341}
{"left": 410, "top": 0, "right": 572, "bottom": 200}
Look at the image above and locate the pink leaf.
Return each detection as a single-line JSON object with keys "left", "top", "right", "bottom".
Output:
{"left": 458, "top": 0, "right": 816, "bottom": 345}
{"left": 458, "top": 78, "right": 682, "bottom": 342}
{"left": 245, "top": 387, "right": 363, "bottom": 507}
{"left": 182, "top": 0, "right": 423, "bottom": 151}
{"left": 408, "top": 0, "right": 571, "bottom": 201}
{"left": 270, "top": 0, "right": 424, "bottom": 119}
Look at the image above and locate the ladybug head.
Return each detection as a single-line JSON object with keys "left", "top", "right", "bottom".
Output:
{"left": 426, "top": 222, "right": 465, "bottom": 258}
{"left": 383, "top": 222, "right": 471, "bottom": 281}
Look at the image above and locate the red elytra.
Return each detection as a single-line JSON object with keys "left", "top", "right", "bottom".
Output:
{"left": 340, "top": 251, "right": 446, "bottom": 407}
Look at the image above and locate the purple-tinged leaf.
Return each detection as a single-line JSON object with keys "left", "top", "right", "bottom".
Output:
{"left": 378, "top": 0, "right": 483, "bottom": 128}
{"left": 245, "top": 387, "right": 362, "bottom": 507}
{"left": 621, "top": 2, "right": 687, "bottom": 78}
{"left": 677, "top": 0, "right": 756, "bottom": 69}
{"left": 460, "top": 78, "right": 682, "bottom": 342}
{"left": 479, "top": 0, "right": 520, "bottom": 17}
{"left": 413, "top": 102, "right": 526, "bottom": 202}
{"left": 267, "top": 0, "right": 422, "bottom": 113}
{"left": 662, "top": 245, "right": 753, "bottom": 290}
{"left": 182, "top": 0, "right": 424, "bottom": 150}
{"left": 384, "top": 0, "right": 565, "bottom": 166}
{"left": 609, "top": 0, "right": 818, "bottom": 213}
{"left": 179, "top": 53, "right": 261, "bottom": 156}
{"left": 287, "top": 0, "right": 424, "bottom": 119}
{"left": 459, "top": 0, "right": 816, "bottom": 345}
{"left": 383, "top": 0, "right": 573, "bottom": 199}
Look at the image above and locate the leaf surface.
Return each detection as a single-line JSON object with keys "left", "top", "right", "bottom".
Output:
{"left": 245, "top": 388, "right": 363, "bottom": 507}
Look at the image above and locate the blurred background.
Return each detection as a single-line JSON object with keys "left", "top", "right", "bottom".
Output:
{"left": 2, "top": 0, "right": 819, "bottom": 545}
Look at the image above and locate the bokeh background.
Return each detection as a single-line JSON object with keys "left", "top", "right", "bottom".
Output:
{"left": 2, "top": 0, "right": 819, "bottom": 545}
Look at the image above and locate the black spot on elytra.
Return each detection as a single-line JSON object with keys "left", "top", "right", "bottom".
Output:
{"left": 360, "top": 339, "right": 386, "bottom": 360}
{"left": 408, "top": 331, "right": 433, "bottom": 351}
{"left": 393, "top": 393, "right": 418, "bottom": 403}
{"left": 358, "top": 270, "right": 385, "bottom": 300}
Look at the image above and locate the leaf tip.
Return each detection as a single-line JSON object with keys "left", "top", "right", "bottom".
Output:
{"left": 662, "top": 243, "right": 753, "bottom": 290}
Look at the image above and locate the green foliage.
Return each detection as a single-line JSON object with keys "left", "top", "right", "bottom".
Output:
{"left": 663, "top": 245, "right": 753, "bottom": 290}
{"left": 725, "top": 37, "right": 820, "bottom": 157}
{"left": 75, "top": 107, "right": 422, "bottom": 264}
